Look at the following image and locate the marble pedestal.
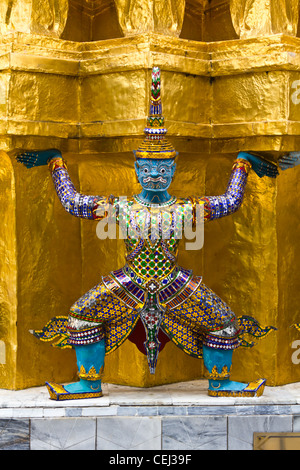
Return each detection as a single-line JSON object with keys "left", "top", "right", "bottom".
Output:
{"left": 0, "top": 379, "right": 300, "bottom": 450}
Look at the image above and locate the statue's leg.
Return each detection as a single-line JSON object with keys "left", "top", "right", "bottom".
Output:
{"left": 162, "top": 283, "right": 266, "bottom": 397}
{"left": 45, "top": 316, "right": 106, "bottom": 400}
{"left": 198, "top": 286, "right": 266, "bottom": 397}
{"left": 45, "top": 281, "right": 133, "bottom": 400}
{"left": 202, "top": 334, "right": 265, "bottom": 397}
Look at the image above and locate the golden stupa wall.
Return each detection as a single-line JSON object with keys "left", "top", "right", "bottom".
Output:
{"left": 1, "top": 0, "right": 300, "bottom": 389}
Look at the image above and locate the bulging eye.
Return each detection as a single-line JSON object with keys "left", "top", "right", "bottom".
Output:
{"left": 143, "top": 168, "right": 149, "bottom": 174}
{"left": 160, "top": 167, "right": 167, "bottom": 175}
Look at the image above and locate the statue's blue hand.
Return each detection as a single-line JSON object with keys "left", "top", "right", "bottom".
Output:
{"left": 238, "top": 152, "right": 279, "bottom": 178}
{"left": 278, "top": 152, "right": 300, "bottom": 171}
{"left": 16, "top": 148, "right": 62, "bottom": 169}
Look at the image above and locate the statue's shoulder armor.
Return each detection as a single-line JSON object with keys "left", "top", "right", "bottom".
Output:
{"left": 174, "top": 197, "right": 195, "bottom": 205}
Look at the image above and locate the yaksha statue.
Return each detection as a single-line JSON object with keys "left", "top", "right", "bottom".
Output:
{"left": 17, "top": 67, "right": 280, "bottom": 400}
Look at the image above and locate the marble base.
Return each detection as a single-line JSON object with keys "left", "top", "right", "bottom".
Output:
{"left": 1, "top": 380, "right": 300, "bottom": 450}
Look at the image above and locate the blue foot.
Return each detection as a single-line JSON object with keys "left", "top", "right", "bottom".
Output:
{"left": 46, "top": 380, "right": 102, "bottom": 401}
{"left": 208, "top": 378, "right": 266, "bottom": 397}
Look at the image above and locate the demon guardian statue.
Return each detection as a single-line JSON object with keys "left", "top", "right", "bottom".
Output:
{"left": 17, "top": 67, "right": 280, "bottom": 400}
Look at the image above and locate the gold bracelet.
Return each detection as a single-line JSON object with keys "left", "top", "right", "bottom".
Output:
{"left": 232, "top": 158, "right": 252, "bottom": 174}
{"left": 48, "top": 157, "right": 67, "bottom": 173}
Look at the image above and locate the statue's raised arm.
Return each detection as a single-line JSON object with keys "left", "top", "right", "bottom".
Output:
{"left": 200, "top": 152, "right": 279, "bottom": 222}
{"left": 16, "top": 148, "right": 111, "bottom": 221}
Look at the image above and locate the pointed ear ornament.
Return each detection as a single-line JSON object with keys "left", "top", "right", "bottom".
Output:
{"left": 134, "top": 67, "right": 177, "bottom": 161}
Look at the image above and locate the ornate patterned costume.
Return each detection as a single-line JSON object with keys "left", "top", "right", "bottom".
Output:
{"left": 36, "top": 144, "right": 274, "bottom": 389}
{"left": 25, "top": 67, "right": 276, "bottom": 399}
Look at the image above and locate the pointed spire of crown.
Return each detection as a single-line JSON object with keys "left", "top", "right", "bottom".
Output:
{"left": 135, "top": 67, "right": 177, "bottom": 160}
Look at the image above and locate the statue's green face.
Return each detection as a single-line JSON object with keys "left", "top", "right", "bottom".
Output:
{"left": 134, "top": 158, "right": 176, "bottom": 193}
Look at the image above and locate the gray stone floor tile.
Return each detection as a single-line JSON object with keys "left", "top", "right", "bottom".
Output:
{"left": 228, "top": 415, "right": 293, "bottom": 450}
{"left": 293, "top": 415, "right": 300, "bottom": 431}
{"left": 97, "top": 416, "right": 161, "bottom": 450}
{"left": 30, "top": 417, "right": 96, "bottom": 450}
{"left": 162, "top": 416, "right": 227, "bottom": 450}
{"left": 0, "top": 419, "right": 29, "bottom": 450}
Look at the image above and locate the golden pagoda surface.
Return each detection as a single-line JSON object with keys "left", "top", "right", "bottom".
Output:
{"left": 1, "top": 0, "right": 300, "bottom": 389}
